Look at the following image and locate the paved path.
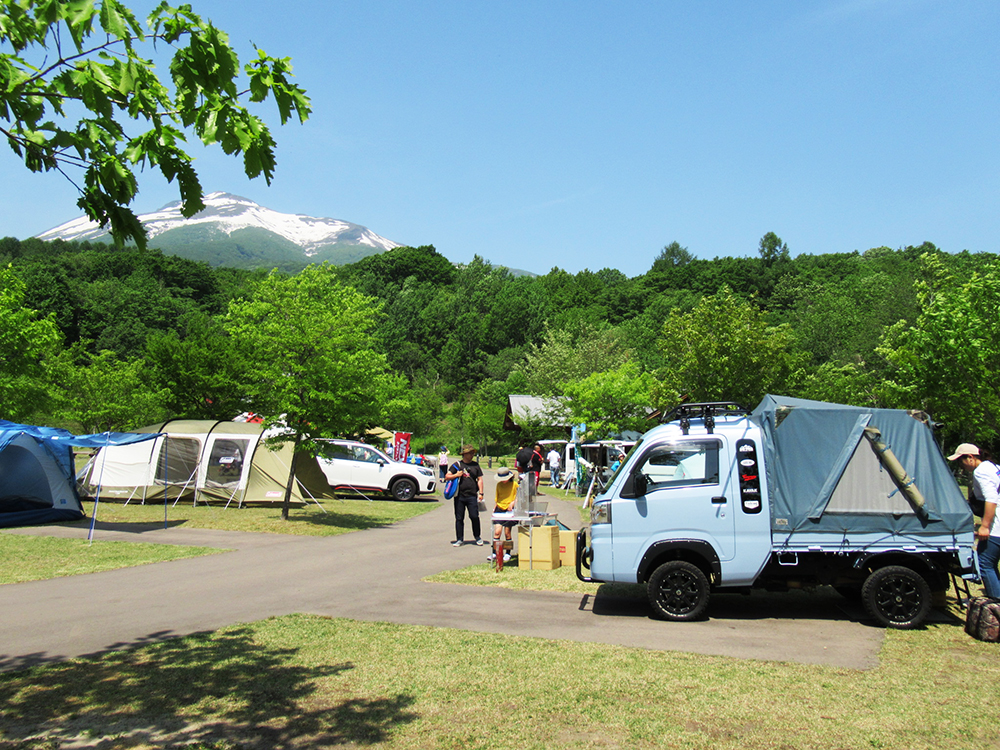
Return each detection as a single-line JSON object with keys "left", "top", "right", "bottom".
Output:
{"left": 0, "top": 476, "right": 886, "bottom": 671}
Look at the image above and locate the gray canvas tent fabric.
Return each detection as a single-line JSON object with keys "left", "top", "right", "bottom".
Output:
{"left": 750, "top": 395, "right": 972, "bottom": 536}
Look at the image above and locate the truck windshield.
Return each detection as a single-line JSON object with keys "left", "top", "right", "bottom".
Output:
{"left": 605, "top": 440, "right": 641, "bottom": 486}
{"left": 636, "top": 440, "right": 720, "bottom": 490}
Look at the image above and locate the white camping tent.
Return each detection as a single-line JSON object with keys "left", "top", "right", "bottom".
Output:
{"left": 79, "top": 419, "right": 332, "bottom": 506}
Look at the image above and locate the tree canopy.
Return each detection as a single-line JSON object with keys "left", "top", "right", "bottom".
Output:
{"left": 6, "top": 233, "right": 999, "bottom": 458}
{"left": 223, "top": 264, "right": 404, "bottom": 518}
{"left": 0, "top": 0, "right": 310, "bottom": 248}
{"left": 0, "top": 265, "right": 61, "bottom": 419}
{"left": 880, "top": 254, "right": 1000, "bottom": 445}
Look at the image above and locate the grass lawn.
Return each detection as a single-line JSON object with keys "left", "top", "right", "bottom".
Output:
{"left": 4, "top": 499, "right": 994, "bottom": 748}
{"left": 0, "top": 534, "right": 224, "bottom": 585}
{"left": 426, "top": 558, "right": 646, "bottom": 596}
{"left": 0, "top": 610, "right": 995, "bottom": 750}
{"left": 80, "top": 496, "right": 439, "bottom": 536}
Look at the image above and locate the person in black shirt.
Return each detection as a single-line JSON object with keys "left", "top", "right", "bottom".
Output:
{"left": 446, "top": 444, "right": 485, "bottom": 546}
{"left": 515, "top": 440, "right": 534, "bottom": 474}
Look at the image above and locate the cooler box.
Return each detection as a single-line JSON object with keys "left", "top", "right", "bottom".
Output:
{"left": 558, "top": 528, "right": 577, "bottom": 567}
{"left": 518, "top": 525, "right": 560, "bottom": 570}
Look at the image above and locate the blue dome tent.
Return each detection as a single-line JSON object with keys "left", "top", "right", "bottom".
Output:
{"left": 0, "top": 421, "right": 160, "bottom": 528}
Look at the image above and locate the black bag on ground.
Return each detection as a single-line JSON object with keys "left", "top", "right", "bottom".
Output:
{"left": 965, "top": 597, "right": 1000, "bottom": 642}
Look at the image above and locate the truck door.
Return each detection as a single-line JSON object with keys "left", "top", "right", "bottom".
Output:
{"left": 612, "top": 437, "right": 737, "bottom": 576}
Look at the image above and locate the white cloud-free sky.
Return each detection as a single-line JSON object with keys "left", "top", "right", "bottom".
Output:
{"left": 2, "top": 0, "right": 997, "bottom": 276}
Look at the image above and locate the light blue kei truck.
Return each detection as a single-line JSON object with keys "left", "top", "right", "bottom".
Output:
{"left": 576, "top": 395, "right": 977, "bottom": 628}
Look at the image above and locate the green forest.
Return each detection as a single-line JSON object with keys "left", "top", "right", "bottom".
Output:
{"left": 3, "top": 232, "right": 999, "bottom": 458}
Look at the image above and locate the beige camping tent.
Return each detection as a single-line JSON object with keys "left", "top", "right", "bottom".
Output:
{"left": 79, "top": 419, "right": 333, "bottom": 506}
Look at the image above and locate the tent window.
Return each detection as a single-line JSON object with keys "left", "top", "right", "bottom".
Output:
{"left": 205, "top": 438, "right": 250, "bottom": 487}
{"left": 156, "top": 438, "right": 201, "bottom": 485}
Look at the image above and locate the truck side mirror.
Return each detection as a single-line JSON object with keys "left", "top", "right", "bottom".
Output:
{"left": 632, "top": 471, "right": 648, "bottom": 497}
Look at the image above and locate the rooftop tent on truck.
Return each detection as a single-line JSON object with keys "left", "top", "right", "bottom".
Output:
{"left": 750, "top": 395, "right": 972, "bottom": 537}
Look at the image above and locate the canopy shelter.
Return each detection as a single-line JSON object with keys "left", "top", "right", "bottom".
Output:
{"left": 77, "top": 419, "right": 333, "bottom": 507}
{"left": 750, "top": 395, "right": 972, "bottom": 539}
{"left": 0, "top": 420, "right": 159, "bottom": 528}
{"left": 503, "top": 395, "right": 572, "bottom": 433}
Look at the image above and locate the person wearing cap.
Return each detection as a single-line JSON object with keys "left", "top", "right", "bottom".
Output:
{"left": 948, "top": 443, "right": 1000, "bottom": 597}
{"left": 446, "top": 444, "right": 485, "bottom": 546}
{"left": 488, "top": 468, "right": 519, "bottom": 564}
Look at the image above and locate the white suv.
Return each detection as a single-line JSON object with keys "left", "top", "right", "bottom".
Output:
{"left": 316, "top": 440, "right": 436, "bottom": 501}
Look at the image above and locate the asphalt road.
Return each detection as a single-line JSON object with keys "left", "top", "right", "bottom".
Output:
{"left": 0, "top": 476, "right": 887, "bottom": 672}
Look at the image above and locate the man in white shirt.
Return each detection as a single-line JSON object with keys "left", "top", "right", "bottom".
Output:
{"left": 949, "top": 442, "right": 1000, "bottom": 598}
{"left": 546, "top": 446, "right": 562, "bottom": 487}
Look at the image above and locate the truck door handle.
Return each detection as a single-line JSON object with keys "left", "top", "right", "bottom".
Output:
{"left": 711, "top": 496, "right": 727, "bottom": 504}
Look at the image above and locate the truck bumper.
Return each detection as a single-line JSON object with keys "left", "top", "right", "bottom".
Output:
{"left": 575, "top": 528, "right": 593, "bottom": 582}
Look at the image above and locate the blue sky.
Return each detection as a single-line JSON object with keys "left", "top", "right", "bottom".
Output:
{"left": 2, "top": 0, "right": 998, "bottom": 276}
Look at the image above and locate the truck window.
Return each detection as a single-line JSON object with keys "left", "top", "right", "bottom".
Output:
{"left": 637, "top": 440, "right": 720, "bottom": 490}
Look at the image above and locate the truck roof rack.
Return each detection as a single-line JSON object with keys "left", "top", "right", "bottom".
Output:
{"left": 659, "top": 401, "right": 750, "bottom": 435}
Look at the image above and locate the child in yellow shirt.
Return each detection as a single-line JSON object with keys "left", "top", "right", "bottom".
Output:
{"left": 489, "top": 468, "right": 518, "bottom": 564}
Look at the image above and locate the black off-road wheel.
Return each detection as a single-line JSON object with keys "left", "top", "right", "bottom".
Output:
{"left": 647, "top": 560, "right": 710, "bottom": 621}
{"left": 861, "top": 565, "right": 931, "bottom": 629}
{"left": 389, "top": 477, "right": 418, "bottom": 501}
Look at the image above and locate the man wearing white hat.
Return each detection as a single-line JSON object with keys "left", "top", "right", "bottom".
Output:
{"left": 446, "top": 445, "right": 485, "bottom": 547}
{"left": 948, "top": 443, "right": 1000, "bottom": 597}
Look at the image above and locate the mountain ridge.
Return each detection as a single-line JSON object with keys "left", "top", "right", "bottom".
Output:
{"left": 35, "top": 192, "right": 402, "bottom": 270}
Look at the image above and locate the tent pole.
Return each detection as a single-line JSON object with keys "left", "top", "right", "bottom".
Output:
{"left": 271, "top": 448, "right": 330, "bottom": 512}
{"left": 164, "top": 435, "right": 169, "bottom": 527}
{"left": 88, "top": 433, "right": 112, "bottom": 544}
{"left": 294, "top": 475, "right": 328, "bottom": 513}
{"left": 223, "top": 486, "right": 241, "bottom": 509}
{"left": 345, "top": 485, "right": 374, "bottom": 502}
{"left": 170, "top": 473, "right": 197, "bottom": 507}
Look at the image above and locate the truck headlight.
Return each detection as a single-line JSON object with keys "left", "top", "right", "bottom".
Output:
{"left": 591, "top": 501, "right": 611, "bottom": 525}
{"left": 418, "top": 468, "right": 433, "bottom": 477}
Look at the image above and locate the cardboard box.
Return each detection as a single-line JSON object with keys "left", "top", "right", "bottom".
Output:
{"left": 558, "top": 528, "right": 577, "bottom": 567}
{"left": 518, "top": 525, "right": 560, "bottom": 569}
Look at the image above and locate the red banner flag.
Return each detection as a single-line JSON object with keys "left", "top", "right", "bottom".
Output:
{"left": 393, "top": 432, "right": 412, "bottom": 462}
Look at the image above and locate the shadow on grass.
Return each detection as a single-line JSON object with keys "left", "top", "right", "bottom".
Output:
{"left": 586, "top": 584, "right": 965, "bottom": 628}
{"left": 0, "top": 625, "right": 417, "bottom": 748}
{"left": 283, "top": 502, "right": 439, "bottom": 532}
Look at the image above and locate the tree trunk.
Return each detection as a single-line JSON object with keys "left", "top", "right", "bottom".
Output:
{"left": 281, "top": 433, "right": 303, "bottom": 521}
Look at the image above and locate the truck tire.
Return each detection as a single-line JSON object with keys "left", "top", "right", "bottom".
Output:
{"left": 648, "top": 560, "right": 710, "bottom": 621}
{"left": 861, "top": 565, "right": 931, "bottom": 629}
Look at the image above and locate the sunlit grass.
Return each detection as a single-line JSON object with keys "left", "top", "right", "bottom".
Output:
{"left": 80, "top": 496, "right": 439, "bottom": 536}
{"left": 426, "top": 556, "right": 645, "bottom": 596}
{"left": 0, "top": 534, "right": 223, "bottom": 585}
{"left": 0, "top": 611, "right": 995, "bottom": 749}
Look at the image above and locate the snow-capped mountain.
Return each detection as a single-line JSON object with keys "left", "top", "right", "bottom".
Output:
{"left": 36, "top": 192, "right": 402, "bottom": 269}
